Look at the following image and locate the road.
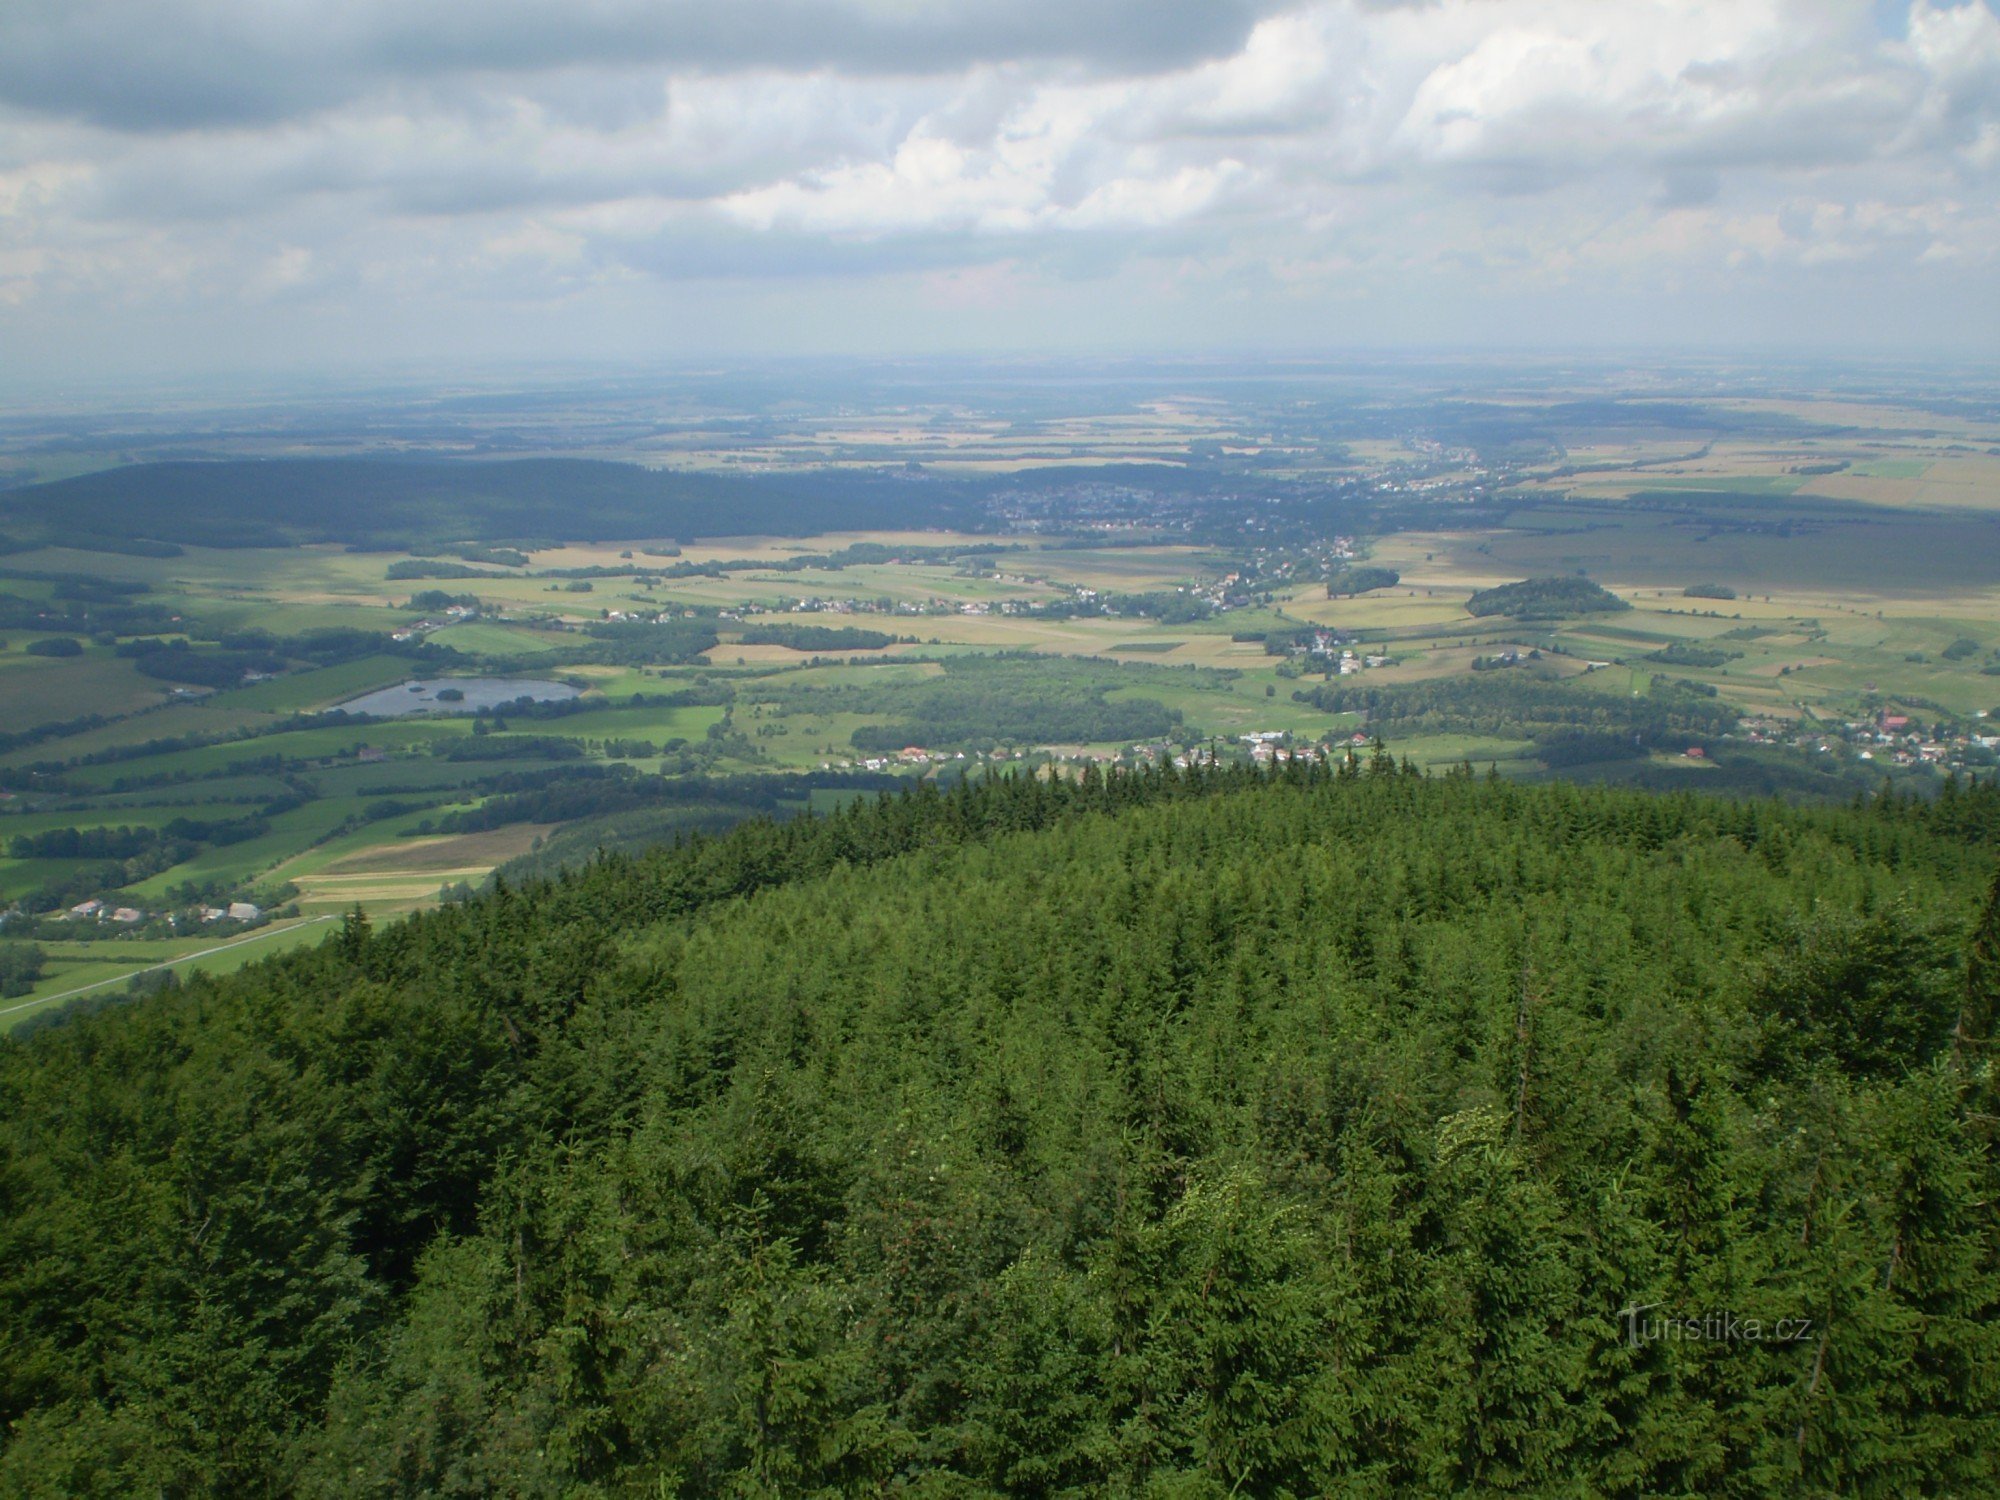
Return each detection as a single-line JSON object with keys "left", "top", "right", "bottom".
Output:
{"left": 0, "top": 915, "right": 340, "bottom": 1021}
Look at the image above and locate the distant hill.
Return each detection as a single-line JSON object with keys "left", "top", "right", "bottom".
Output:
{"left": 0, "top": 458, "right": 982, "bottom": 552}
{"left": 1465, "top": 575, "right": 1630, "bottom": 618}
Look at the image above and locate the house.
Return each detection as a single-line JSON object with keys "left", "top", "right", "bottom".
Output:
{"left": 227, "top": 901, "right": 262, "bottom": 922}
{"left": 69, "top": 899, "right": 103, "bottom": 918}
{"left": 1685, "top": 746, "right": 1706, "bottom": 759}
{"left": 357, "top": 745, "right": 387, "bottom": 763}
{"left": 110, "top": 907, "right": 144, "bottom": 924}
{"left": 1881, "top": 714, "right": 1910, "bottom": 732}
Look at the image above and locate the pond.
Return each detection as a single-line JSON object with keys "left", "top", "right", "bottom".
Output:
{"left": 332, "top": 678, "right": 582, "bottom": 717}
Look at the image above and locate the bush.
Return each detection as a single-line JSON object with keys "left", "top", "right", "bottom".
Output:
{"left": 24, "top": 637, "right": 82, "bottom": 658}
{"left": 1325, "top": 565, "right": 1399, "bottom": 596}
{"left": 0, "top": 943, "right": 46, "bottom": 998}
{"left": 1644, "top": 642, "right": 1740, "bottom": 669}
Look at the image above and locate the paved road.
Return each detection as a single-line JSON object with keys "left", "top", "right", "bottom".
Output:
{"left": 0, "top": 915, "right": 340, "bottom": 1020}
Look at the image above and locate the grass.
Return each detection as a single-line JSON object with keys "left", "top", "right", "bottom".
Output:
{"left": 0, "top": 702, "right": 286, "bottom": 769}
{"left": 0, "top": 918, "right": 338, "bottom": 1032}
{"left": 428, "top": 621, "right": 564, "bottom": 654}
{"left": 0, "top": 645, "right": 167, "bottom": 730}
{"left": 62, "top": 720, "right": 465, "bottom": 788}
{"left": 125, "top": 800, "right": 369, "bottom": 898}
{"left": 283, "top": 824, "right": 553, "bottom": 915}
{"left": 207, "top": 654, "right": 416, "bottom": 712}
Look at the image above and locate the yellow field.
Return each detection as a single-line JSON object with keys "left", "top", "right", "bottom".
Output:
{"left": 284, "top": 825, "right": 555, "bottom": 915}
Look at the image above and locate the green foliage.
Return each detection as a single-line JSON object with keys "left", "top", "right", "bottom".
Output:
{"left": 385, "top": 560, "right": 499, "bottom": 581}
{"left": 1466, "top": 577, "right": 1631, "bottom": 618}
{"left": 737, "top": 623, "right": 896, "bottom": 652}
{"left": 1646, "top": 641, "right": 1742, "bottom": 669}
{"left": 1297, "top": 671, "right": 1738, "bottom": 748}
{"left": 126, "top": 641, "right": 286, "bottom": 687}
{"left": 403, "top": 590, "right": 482, "bottom": 611}
{"left": 4, "top": 459, "right": 981, "bottom": 551}
{"left": 580, "top": 618, "right": 721, "bottom": 662}
{"left": 763, "top": 654, "right": 1186, "bottom": 751}
{"left": 1684, "top": 582, "right": 1738, "bottom": 599}
{"left": 437, "top": 734, "right": 585, "bottom": 763}
{"left": 2, "top": 767, "right": 1998, "bottom": 1493}
{"left": 1326, "top": 564, "right": 1400, "bottom": 595}
{"left": 23, "top": 637, "right": 82, "bottom": 658}
{"left": 0, "top": 943, "right": 45, "bottom": 997}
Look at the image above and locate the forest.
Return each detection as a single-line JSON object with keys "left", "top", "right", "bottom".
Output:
{"left": 1, "top": 761, "right": 1997, "bottom": 1495}
{"left": 1465, "top": 577, "right": 1632, "bottom": 619}
{"left": 0, "top": 460, "right": 988, "bottom": 552}
{"left": 1296, "top": 671, "right": 1740, "bottom": 749}
{"left": 759, "top": 654, "right": 1196, "bottom": 752}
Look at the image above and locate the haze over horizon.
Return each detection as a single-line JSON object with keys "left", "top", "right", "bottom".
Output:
{"left": 3, "top": 0, "right": 1997, "bottom": 386}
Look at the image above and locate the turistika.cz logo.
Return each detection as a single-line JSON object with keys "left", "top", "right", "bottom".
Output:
{"left": 1619, "top": 1303, "right": 1816, "bottom": 1349}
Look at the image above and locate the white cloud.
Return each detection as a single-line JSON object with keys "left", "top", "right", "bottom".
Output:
{"left": 0, "top": 0, "right": 1995, "bottom": 373}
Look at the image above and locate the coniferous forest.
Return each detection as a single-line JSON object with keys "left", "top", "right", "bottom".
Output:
{"left": 3, "top": 760, "right": 1999, "bottom": 1496}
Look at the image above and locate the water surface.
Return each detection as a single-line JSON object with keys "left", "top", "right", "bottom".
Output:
{"left": 334, "top": 678, "right": 581, "bottom": 717}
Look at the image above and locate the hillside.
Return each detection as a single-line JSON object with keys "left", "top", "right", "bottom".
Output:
{"left": 0, "top": 459, "right": 980, "bottom": 552}
{"left": 2, "top": 764, "right": 1998, "bottom": 1494}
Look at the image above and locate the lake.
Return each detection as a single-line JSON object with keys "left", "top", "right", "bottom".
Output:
{"left": 332, "top": 678, "right": 582, "bottom": 717}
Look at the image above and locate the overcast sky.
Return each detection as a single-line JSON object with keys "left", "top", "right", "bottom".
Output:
{"left": 2, "top": 0, "right": 1996, "bottom": 385}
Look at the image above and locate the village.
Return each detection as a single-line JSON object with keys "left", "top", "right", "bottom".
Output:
{"left": 1740, "top": 708, "right": 2000, "bottom": 776}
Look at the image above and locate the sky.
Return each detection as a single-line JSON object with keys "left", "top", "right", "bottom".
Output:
{"left": 2, "top": 0, "right": 1997, "bottom": 385}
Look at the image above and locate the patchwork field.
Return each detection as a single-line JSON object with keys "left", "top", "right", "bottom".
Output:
{"left": 5, "top": 377, "right": 2000, "bottom": 1024}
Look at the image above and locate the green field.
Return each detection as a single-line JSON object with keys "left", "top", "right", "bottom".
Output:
{"left": 207, "top": 653, "right": 416, "bottom": 712}
{"left": 5, "top": 399, "right": 1998, "bottom": 996}
{"left": 0, "top": 645, "right": 168, "bottom": 729}
{"left": 0, "top": 917, "right": 337, "bottom": 1033}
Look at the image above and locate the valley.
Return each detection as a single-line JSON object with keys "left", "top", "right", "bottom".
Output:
{"left": 3, "top": 368, "right": 1999, "bottom": 1027}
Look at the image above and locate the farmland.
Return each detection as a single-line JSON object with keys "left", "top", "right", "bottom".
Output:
{"left": 3, "top": 367, "right": 1999, "bottom": 1025}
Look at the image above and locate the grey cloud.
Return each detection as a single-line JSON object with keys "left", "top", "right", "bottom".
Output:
{"left": 1654, "top": 168, "right": 1721, "bottom": 208}
{"left": 595, "top": 211, "right": 1231, "bottom": 288}
{"left": 0, "top": 0, "right": 1298, "bottom": 132}
{"left": 62, "top": 67, "right": 921, "bottom": 226}
{"left": 4, "top": 0, "right": 1995, "bottom": 378}
{"left": 600, "top": 221, "right": 1023, "bottom": 280}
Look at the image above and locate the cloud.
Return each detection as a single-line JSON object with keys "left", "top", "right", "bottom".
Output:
{"left": 0, "top": 0, "right": 1291, "bottom": 131}
{"left": 0, "top": 0, "right": 1996, "bottom": 374}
